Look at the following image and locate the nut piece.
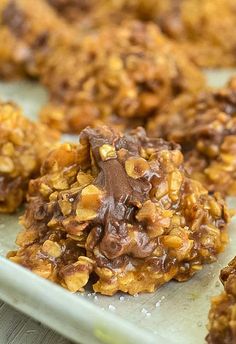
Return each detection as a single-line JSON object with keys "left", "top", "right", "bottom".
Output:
{"left": 8, "top": 126, "right": 229, "bottom": 296}
{"left": 80, "top": 185, "right": 103, "bottom": 210}
{"left": 168, "top": 170, "right": 183, "bottom": 201}
{"left": 163, "top": 236, "right": 183, "bottom": 249}
{"left": 125, "top": 157, "right": 149, "bottom": 179}
{"left": 99, "top": 144, "right": 117, "bottom": 161}
{"left": 136, "top": 201, "right": 156, "bottom": 223}
{"left": 76, "top": 184, "right": 103, "bottom": 221}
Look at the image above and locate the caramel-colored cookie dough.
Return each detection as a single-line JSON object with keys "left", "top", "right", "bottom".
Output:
{"left": 0, "top": 0, "right": 80, "bottom": 78}
{"left": 206, "top": 257, "right": 236, "bottom": 344}
{"left": 134, "top": 0, "right": 236, "bottom": 68}
{"left": 39, "top": 20, "right": 204, "bottom": 133}
{"left": 8, "top": 126, "right": 229, "bottom": 295}
{"left": 148, "top": 78, "right": 236, "bottom": 196}
{"left": 155, "top": 0, "right": 236, "bottom": 68}
{"left": 47, "top": 0, "right": 236, "bottom": 68}
{"left": 0, "top": 101, "right": 59, "bottom": 213}
{"left": 0, "top": 0, "right": 205, "bottom": 133}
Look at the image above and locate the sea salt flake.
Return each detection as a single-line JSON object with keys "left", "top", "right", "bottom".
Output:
{"left": 197, "top": 321, "right": 203, "bottom": 327}
{"left": 108, "top": 305, "right": 116, "bottom": 312}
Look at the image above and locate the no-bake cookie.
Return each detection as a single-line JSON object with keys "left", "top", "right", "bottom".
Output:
{"left": 0, "top": 101, "right": 59, "bottom": 213}
{"left": 8, "top": 126, "right": 229, "bottom": 295}
{"left": 148, "top": 77, "right": 236, "bottom": 196}
{"left": 0, "top": 0, "right": 205, "bottom": 133}
{"left": 47, "top": 0, "right": 236, "bottom": 68}
{"left": 0, "top": 0, "right": 80, "bottom": 79}
{"left": 39, "top": 20, "right": 205, "bottom": 133}
{"left": 206, "top": 257, "right": 236, "bottom": 344}
{"left": 141, "top": 0, "right": 236, "bottom": 68}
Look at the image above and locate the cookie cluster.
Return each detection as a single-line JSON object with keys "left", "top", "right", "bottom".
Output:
{"left": 8, "top": 127, "right": 229, "bottom": 295}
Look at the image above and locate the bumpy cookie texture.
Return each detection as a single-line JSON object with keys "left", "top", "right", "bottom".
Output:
{"left": 46, "top": 0, "right": 114, "bottom": 29}
{"left": 46, "top": 0, "right": 156, "bottom": 30}
{"left": 206, "top": 257, "right": 236, "bottom": 344}
{"left": 154, "top": 0, "right": 236, "bottom": 68}
{"left": 0, "top": 0, "right": 80, "bottom": 78}
{"left": 0, "top": 101, "right": 59, "bottom": 213}
{"left": 148, "top": 77, "right": 236, "bottom": 196}
{"left": 47, "top": 0, "right": 236, "bottom": 68}
{"left": 39, "top": 20, "right": 204, "bottom": 133}
{"left": 132, "top": 0, "right": 236, "bottom": 68}
{"left": 0, "top": 27, "right": 26, "bottom": 79}
{"left": 8, "top": 126, "right": 229, "bottom": 295}
{"left": 0, "top": 1, "right": 205, "bottom": 133}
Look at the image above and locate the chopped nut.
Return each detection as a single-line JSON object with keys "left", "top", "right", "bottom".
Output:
{"left": 168, "top": 170, "right": 183, "bottom": 201}
{"left": 99, "top": 144, "right": 117, "bottom": 161}
{"left": 80, "top": 185, "right": 103, "bottom": 210}
{"left": 125, "top": 157, "right": 149, "bottom": 179}
{"left": 163, "top": 236, "right": 183, "bottom": 249}
{"left": 136, "top": 201, "right": 156, "bottom": 223}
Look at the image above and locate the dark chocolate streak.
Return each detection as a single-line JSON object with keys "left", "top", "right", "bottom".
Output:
{"left": 79, "top": 127, "right": 177, "bottom": 262}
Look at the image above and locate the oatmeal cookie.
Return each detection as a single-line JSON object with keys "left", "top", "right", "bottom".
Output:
{"left": 0, "top": 0, "right": 80, "bottom": 78}
{"left": 154, "top": 0, "right": 236, "bottom": 68}
{"left": 39, "top": 21, "right": 204, "bottom": 133}
{"left": 206, "top": 257, "right": 236, "bottom": 344}
{"left": 0, "top": 1, "right": 205, "bottom": 133}
{"left": 0, "top": 101, "right": 59, "bottom": 213}
{"left": 148, "top": 78, "right": 236, "bottom": 196}
{"left": 8, "top": 126, "right": 229, "bottom": 295}
{"left": 47, "top": 0, "right": 236, "bottom": 68}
